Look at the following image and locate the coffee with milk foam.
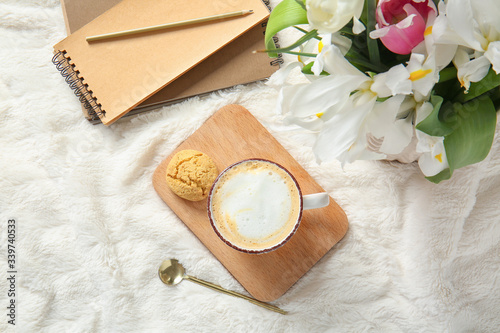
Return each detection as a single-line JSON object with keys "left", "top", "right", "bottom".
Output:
{"left": 210, "top": 160, "right": 301, "bottom": 251}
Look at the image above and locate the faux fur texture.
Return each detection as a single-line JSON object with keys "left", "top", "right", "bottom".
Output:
{"left": 1, "top": 1, "right": 499, "bottom": 332}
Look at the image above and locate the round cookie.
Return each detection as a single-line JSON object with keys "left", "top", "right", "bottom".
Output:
{"left": 166, "top": 150, "right": 218, "bottom": 201}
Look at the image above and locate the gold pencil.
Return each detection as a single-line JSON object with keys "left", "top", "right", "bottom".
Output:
{"left": 86, "top": 9, "right": 254, "bottom": 42}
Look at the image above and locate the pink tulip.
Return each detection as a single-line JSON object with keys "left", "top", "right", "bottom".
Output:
{"left": 370, "top": 0, "right": 437, "bottom": 55}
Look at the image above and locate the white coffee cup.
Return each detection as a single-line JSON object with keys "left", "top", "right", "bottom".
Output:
{"left": 207, "top": 159, "right": 329, "bottom": 254}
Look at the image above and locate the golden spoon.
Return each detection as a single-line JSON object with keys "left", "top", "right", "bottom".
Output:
{"left": 158, "top": 259, "right": 287, "bottom": 315}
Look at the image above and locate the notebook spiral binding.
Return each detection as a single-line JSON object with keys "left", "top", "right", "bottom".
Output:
{"left": 261, "top": 0, "right": 283, "bottom": 67}
{"left": 52, "top": 51, "right": 104, "bottom": 121}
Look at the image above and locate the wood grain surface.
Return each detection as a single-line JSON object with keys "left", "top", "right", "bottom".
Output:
{"left": 153, "top": 104, "right": 348, "bottom": 301}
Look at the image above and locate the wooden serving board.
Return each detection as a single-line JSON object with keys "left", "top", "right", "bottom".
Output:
{"left": 153, "top": 104, "right": 348, "bottom": 302}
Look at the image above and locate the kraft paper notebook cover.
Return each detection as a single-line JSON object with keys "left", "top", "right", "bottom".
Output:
{"left": 59, "top": 0, "right": 281, "bottom": 123}
{"left": 53, "top": 0, "right": 273, "bottom": 125}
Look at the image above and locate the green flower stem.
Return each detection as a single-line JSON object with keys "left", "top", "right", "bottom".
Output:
{"left": 276, "top": 51, "right": 317, "bottom": 57}
{"left": 259, "top": 29, "right": 319, "bottom": 54}
{"left": 346, "top": 56, "right": 387, "bottom": 73}
{"left": 365, "top": 0, "right": 381, "bottom": 66}
{"left": 339, "top": 26, "right": 355, "bottom": 37}
{"left": 256, "top": 49, "right": 317, "bottom": 57}
{"left": 346, "top": 47, "right": 388, "bottom": 73}
{"left": 293, "top": 26, "right": 322, "bottom": 40}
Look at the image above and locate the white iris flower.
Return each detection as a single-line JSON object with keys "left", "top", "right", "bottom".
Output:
{"left": 280, "top": 44, "right": 416, "bottom": 164}
{"left": 415, "top": 102, "right": 450, "bottom": 176}
{"left": 273, "top": 30, "right": 449, "bottom": 175}
{"left": 433, "top": 0, "right": 500, "bottom": 90}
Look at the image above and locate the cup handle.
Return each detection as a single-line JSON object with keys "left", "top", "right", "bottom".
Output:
{"left": 302, "top": 192, "right": 330, "bottom": 210}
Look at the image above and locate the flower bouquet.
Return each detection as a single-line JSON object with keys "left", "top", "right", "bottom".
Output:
{"left": 263, "top": 0, "right": 500, "bottom": 183}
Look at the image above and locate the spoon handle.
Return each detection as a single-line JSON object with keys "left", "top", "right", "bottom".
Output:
{"left": 184, "top": 275, "right": 287, "bottom": 315}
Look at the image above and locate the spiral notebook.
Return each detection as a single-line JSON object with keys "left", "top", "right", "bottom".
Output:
{"left": 53, "top": 0, "right": 278, "bottom": 125}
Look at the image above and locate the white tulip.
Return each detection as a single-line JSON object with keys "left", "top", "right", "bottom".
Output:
{"left": 306, "top": 0, "right": 364, "bottom": 34}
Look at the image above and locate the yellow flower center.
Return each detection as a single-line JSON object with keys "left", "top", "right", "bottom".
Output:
{"left": 424, "top": 26, "right": 433, "bottom": 36}
{"left": 298, "top": 40, "right": 324, "bottom": 63}
{"left": 434, "top": 153, "right": 443, "bottom": 163}
{"left": 318, "top": 40, "right": 324, "bottom": 53}
{"left": 316, "top": 112, "right": 324, "bottom": 118}
{"left": 410, "top": 69, "right": 432, "bottom": 81}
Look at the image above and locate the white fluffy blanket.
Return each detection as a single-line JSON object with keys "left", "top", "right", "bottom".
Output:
{"left": 1, "top": 1, "right": 500, "bottom": 332}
